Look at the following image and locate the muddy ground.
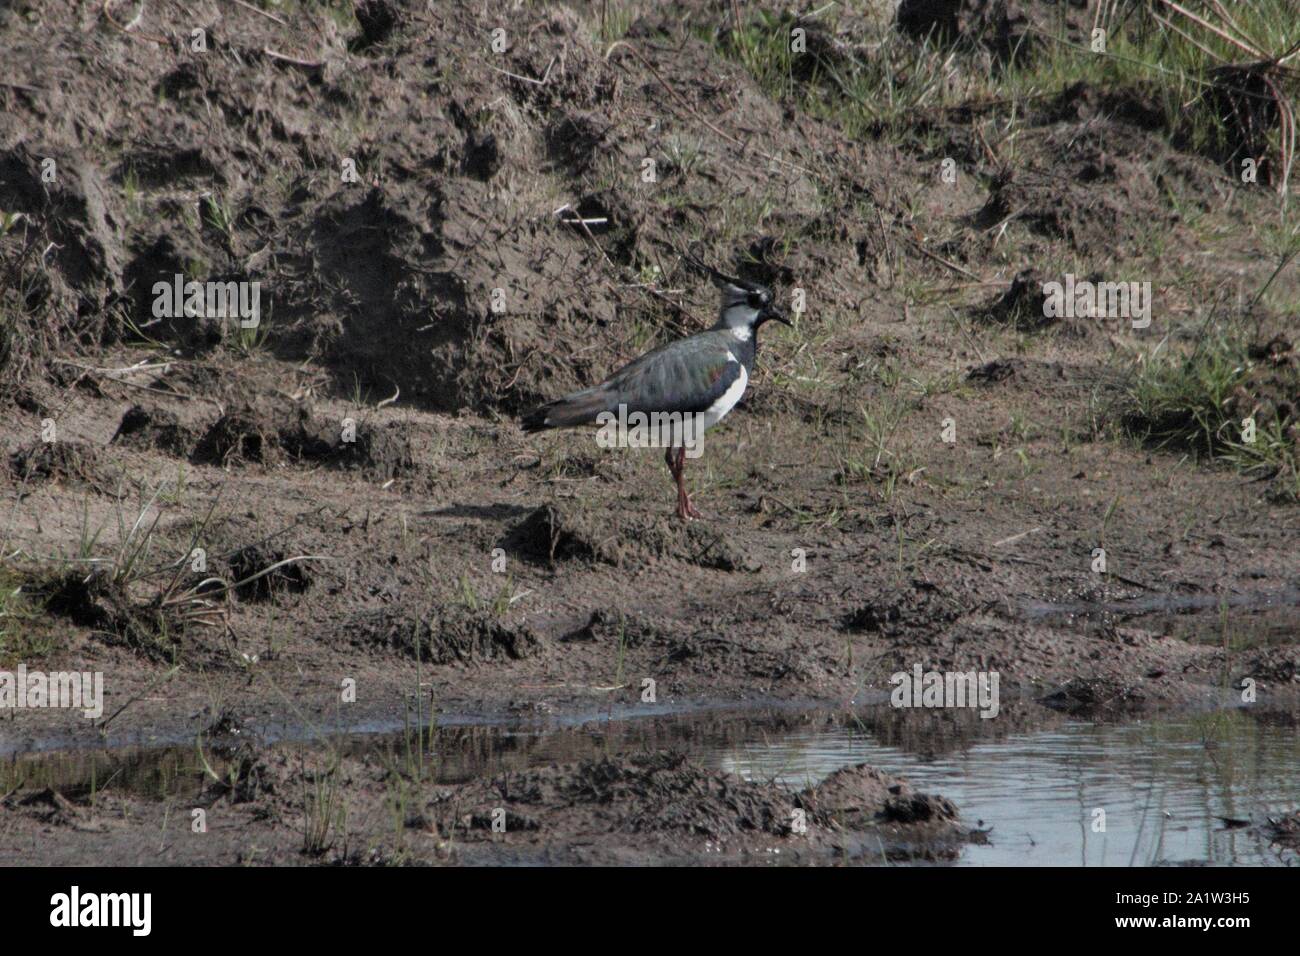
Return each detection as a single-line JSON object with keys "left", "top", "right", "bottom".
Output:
{"left": 2, "top": 709, "right": 991, "bottom": 865}
{"left": 0, "top": 0, "right": 1297, "bottom": 864}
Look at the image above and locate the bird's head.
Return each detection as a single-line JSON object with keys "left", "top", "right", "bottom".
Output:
{"left": 717, "top": 278, "right": 789, "bottom": 335}
{"left": 684, "top": 251, "right": 790, "bottom": 339}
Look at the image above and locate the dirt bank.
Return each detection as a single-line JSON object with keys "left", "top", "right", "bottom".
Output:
{"left": 0, "top": 0, "right": 1297, "bottom": 827}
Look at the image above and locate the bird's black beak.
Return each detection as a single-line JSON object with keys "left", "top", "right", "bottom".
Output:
{"left": 762, "top": 304, "right": 791, "bottom": 327}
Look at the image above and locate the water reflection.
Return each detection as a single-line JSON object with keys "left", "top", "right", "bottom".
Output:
{"left": 3, "top": 708, "right": 1295, "bottom": 865}
{"left": 714, "top": 712, "right": 1299, "bottom": 866}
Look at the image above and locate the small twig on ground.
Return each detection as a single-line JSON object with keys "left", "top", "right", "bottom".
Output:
{"left": 487, "top": 55, "right": 555, "bottom": 86}
{"left": 907, "top": 239, "right": 979, "bottom": 280}
{"left": 52, "top": 358, "right": 172, "bottom": 379}
{"left": 227, "top": 0, "right": 286, "bottom": 26}
{"left": 263, "top": 47, "right": 323, "bottom": 69}
{"left": 51, "top": 358, "right": 223, "bottom": 413}
{"left": 992, "top": 527, "right": 1042, "bottom": 548}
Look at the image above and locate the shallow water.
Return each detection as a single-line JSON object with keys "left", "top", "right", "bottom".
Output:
{"left": 4, "top": 707, "right": 1296, "bottom": 865}
{"left": 710, "top": 714, "right": 1299, "bottom": 866}
{"left": 423, "top": 709, "right": 1299, "bottom": 865}
{"left": 1020, "top": 586, "right": 1300, "bottom": 620}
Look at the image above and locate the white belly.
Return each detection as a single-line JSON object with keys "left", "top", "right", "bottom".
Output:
{"left": 699, "top": 359, "right": 748, "bottom": 430}
{"left": 657, "top": 353, "right": 747, "bottom": 448}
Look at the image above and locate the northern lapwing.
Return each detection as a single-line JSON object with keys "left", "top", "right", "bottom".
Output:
{"left": 521, "top": 254, "right": 789, "bottom": 519}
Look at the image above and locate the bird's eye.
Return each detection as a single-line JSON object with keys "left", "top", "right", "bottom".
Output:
{"left": 748, "top": 292, "right": 764, "bottom": 309}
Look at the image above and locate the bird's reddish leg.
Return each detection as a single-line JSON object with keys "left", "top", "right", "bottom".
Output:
{"left": 673, "top": 446, "right": 703, "bottom": 520}
{"left": 665, "top": 446, "right": 687, "bottom": 518}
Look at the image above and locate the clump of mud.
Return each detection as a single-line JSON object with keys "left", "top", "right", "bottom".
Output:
{"left": 802, "top": 763, "right": 968, "bottom": 857}
{"left": 842, "top": 579, "right": 967, "bottom": 637}
{"left": 435, "top": 750, "right": 973, "bottom": 862}
{"left": 897, "top": 0, "right": 1090, "bottom": 64}
{"left": 444, "top": 751, "right": 810, "bottom": 843}
{"left": 352, "top": 0, "right": 401, "bottom": 52}
{"left": 227, "top": 545, "right": 314, "bottom": 602}
{"left": 5, "top": 788, "right": 97, "bottom": 830}
{"left": 192, "top": 404, "right": 290, "bottom": 466}
{"left": 1261, "top": 811, "right": 1300, "bottom": 853}
{"left": 192, "top": 400, "right": 414, "bottom": 479}
{"left": 348, "top": 605, "right": 545, "bottom": 665}
{"left": 974, "top": 267, "right": 1139, "bottom": 337}
{"left": 1235, "top": 335, "right": 1297, "bottom": 444}
{"left": 1119, "top": 329, "right": 1298, "bottom": 493}
{"left": 111, "top": 404, "right": 198, "bottom": 458}
{"left": 976, "top": 269, "right": 1053, "bottom": 331}
{"left": 559, "top": 609, "right": 821, "bottom": 688}
{"left": 1038, "top": 676, "right": 1146, "bottom": 717}
{"left": 8, "top": 439, "right": 103, "bottom": 487}
{"left": 198, "top": 744, "right": 278, "bottom": 807}
{"left": 969, "top": 83, "right": 1213, "bottom": 261}
{"left": 1238, "top": 647, "right": 1298, "bottom": 688}
{"left": 0, "top": 142, "right": 122, "bottom": 392}
{"left": 564, "top": 609, "right": 669, "bottom": 648}
{"left": 40, "top": 569, "right": 187, "bottom": 661}
{"left": 507, "top": 502, "right": 759, "bottom": 571}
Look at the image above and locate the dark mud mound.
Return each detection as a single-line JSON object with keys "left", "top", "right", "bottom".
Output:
{"left": 979, "top": 144, "right": 1159, "bottom": 260}
{"left": 1229, "top": 336, "right": 1297, "bottom": 449}
{"left": 192, "top": 400, "right": 414, "bottom": 478}
{"left": 300, "top": 186, "right": 470, "bottom": 409}
{"left": 1260, "top": 811, "right": 1300, "bottom": 853}
{"left": 976, "top": 268, "right": 1052, "bottom": 331}
{"left": 8, "top": 439, "right": 103, "bottom": 488}
{"left": 507, "top": 502, "right": 759, "bottom": 571}
{"left": 542, "top": 112, "right": 614, "bottom": 176}
{"left": 655, "top": 623, "right": 829, "bottom": 686}
{"left": 1038, "top": 676, "right": 1147, "bottom": 717}
{"left": 438, "top": 751, "right": 973, "bottom": 861}
{"left": 443, "top": 751, "right": 810, "bottom": 843}
{"left": 192, "top": 403, "right": 295, "bottom": 467}
{"left": 842, "top": 579, "right": 970, "bottom": 637}
{"left": 227, "top": 545, "right": 314, "bottom": 603}
{"left": 897, "top": 0, "right": 1090, "bottom": 63}
{"left": 0, "top": 141, "right": 124, "bottom": 307}
{"left": 563, "top": 608, "right": 827, "bottom": 689}
{"left": 41, "top": 569, "right": 186, "bottom": 661}
{"left": 505, "top": 503, "right": 612, "bottom": 564}
{"left": 197, "top": 745, "right": 279, "bottom": 807}
{"left": 563, "top": 609, "right": 670, "bottom": 648}
{"left": 5, "top": 788, "right": 100, "bottom": 830}
{"left": 111, "top": 404, "right": 199, "bottom": 458}
{"left": 1237, "top": 647, "right": 1298, "bottom": 689}
{"left": 352, "top": 0, "right": 401, "bottom": 52}
{"left": 1119, "top": 329, "right": 1299, "bottom": 489}
{"left": 967, "top": 357, "right": 1068, "bottom": 390}
{"left": 332, "top": 421, "right": 417, "bottom": 481}
{"left": 348, "top": 605, "right": 544, "bottom": 665}
{"left": 558, "top": 606, "right": 831, "bottom": 690}
{"left": 975, "top": 268, "right": 1111, "bottom": 337}
{"left": 973, "top": 83, "right": 1215, "bottom": 260}
{"left": 802, "top": 764, "right": 968, "bottom": 857}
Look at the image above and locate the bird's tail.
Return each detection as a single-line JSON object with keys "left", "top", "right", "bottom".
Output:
{"left": 520, "top": 387, "right": 611, "bottom": 433}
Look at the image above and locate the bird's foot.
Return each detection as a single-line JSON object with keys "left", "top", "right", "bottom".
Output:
{"left": 676, "top": 495, "right": 704, "bottom": 521}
